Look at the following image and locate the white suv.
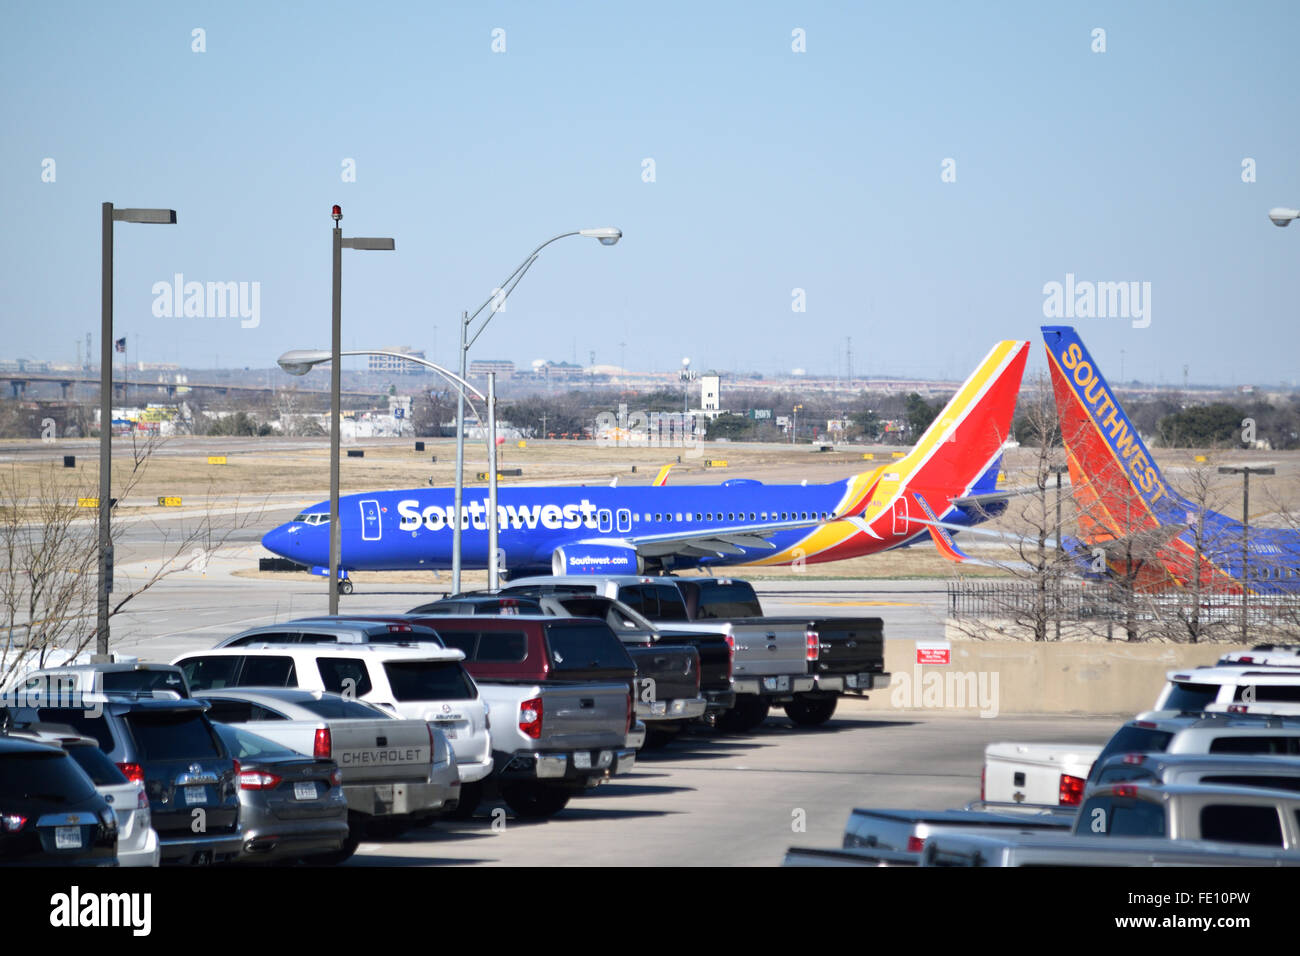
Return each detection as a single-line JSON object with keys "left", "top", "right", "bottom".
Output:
{"left": 171, "top": 645, "right": 494, "bottom": 784}
{"left": 1149, "top": 666, "right": 1300, "bottom": 718}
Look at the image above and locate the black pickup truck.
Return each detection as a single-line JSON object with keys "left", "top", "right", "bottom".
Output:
{"left": 409, "top": 594, "right": 726, "bottom": 746}
{"left": 501, "top": 575, "right": 890, "bottom": 731}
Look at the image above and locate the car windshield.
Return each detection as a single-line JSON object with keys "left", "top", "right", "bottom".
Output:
{"left": 100, "top": 669, "right": 189, "bottom": 698}
{"left": 1078, "top": 795, "right": 1167, "bottom": 837}
{"left": 546, "top": 623, "right": 634, "bottom": 672}
{"left": 0, "top": 751, "right": 98, "bottom": 803}
{"left": 383, "top": 661, "right": 477, "bottom": 701}
{"left": 66, "top": 743, "right": 129, "bottom": 786}
{"left": 125, "top": 710, "right": 222, "bottom": 760}
{"left": 679, "top": 581, "right": 763, "bottom": 619}
{"left": 1163, "top": 681, "right": 1220, "bottom": 712}
{"left": 296, "top": 696, "right": 392, "bottom": 719}
{"left": 213, "top": 723, "right": 298, "bottom": 760}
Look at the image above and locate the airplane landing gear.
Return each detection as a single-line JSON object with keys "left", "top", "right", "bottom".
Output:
{"left": 339, "top": 578, "right": 354, "bottom": 595}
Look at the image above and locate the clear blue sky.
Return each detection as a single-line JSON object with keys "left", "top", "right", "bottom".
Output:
{"left": 3, "top": 1, "right": 1298, "bottom": 386}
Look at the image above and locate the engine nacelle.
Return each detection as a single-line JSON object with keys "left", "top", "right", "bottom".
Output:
{"left": 552, "top": 543, "right": 644, "bottom": 576}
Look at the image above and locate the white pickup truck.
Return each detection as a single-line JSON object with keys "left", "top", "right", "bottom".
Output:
{"left": 982, "top": 741, "right": 1103, "bottom": 807}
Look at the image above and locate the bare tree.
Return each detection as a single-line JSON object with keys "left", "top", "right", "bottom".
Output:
{"left": 0, "top": 436, "right": 264, "bottom": 685}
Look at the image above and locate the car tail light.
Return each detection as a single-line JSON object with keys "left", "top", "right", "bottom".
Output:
{"left": 1, "top": 814, "right": 27, "bottom": 833}
{"left": 906, "top": 835, "right": 925, "bottom": 853}
{"left": 724, "top": 633, "right": 735, "bottom": 679}
{"left": 1112, "top": 785, "right": 1138, "bottom": 799}
{"left": 116, "top": 762, "right": 145, "bottom": 785}
{"left": 519, "top": 697, "right": 543, "bottom": 739}
{"left": 136, "top": 786, "right": 149, "bottom": 809}
{"left": 329, "top": 769, "right": 344, "bottom": 787}
{"left": 1058, "top": 773, "right": 1085, "bottom": 806}
{"left": 314, "top": 727, "right": 332, "bottom": 759}
{"left": 1135, "top": 721, "right": 1156, "bottom": 729}
{"left": 239, "top": 768, "right": 283, "bottom": 791}
{"left": 980, "top": 765, "right": 986, "bottom": 801}
{"left": 1239, "top": 656, "right": 1254, "bottom": 664}
{"left": 626, "top": 692, "right": 634, "bottom": 735}
{"left": 1228, "top": 704, "right": 1248, "bottom": 714}
{"left": 805, "top": 630, "right": 820, "bottom": 662}
{"left": 1122, "top": 753, "right": 1145, "bottom": 764}
{"left": 387, "top": 623, "right": 413, "bottom": 633}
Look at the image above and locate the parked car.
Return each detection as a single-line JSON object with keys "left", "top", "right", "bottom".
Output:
{"left": 210, "top": 722, "right": 351, "bottom": 864}
{"left": 916, "top": 830, "right": 1300, "bottom": 867}
{"left": 981, "top": 741, "right": 1103, "bottom": 807}
{"left": 215, "top": 619, "right": 445, "bottom": 649}
{"left": 841, "top": 805, "right": 1074, "bottom": 857}
{"left": 1086, "top": 752, "right": 1300, "bottom": 795}
{"left": 1075, "top": 781, "right": 1300, "bottom": 849}
{"left": 1085, "top": 714, "right": 1300, "bottom": 787}
{"left": 267, "top": 617, "right": 639, "bottom": 819}
{"left": 171, "top": 645, "right": 494, "bottom": 791}
{"left": 9, "top": 725, "right": 159, "bottom": 867}
{"left": 8, "top": 697, "right": 242, "bottom": 865}
{"left": 194, "top": 688, "right": 459, "bottom": 852}
{"left": 1147, "top": 666, "right": 1300, "bottom": 717}
{"left": 0, "top": 735, "right": 118, "bottom": 867}
{"left": 4, "top": 661, "right": 190, "bottom": 700}
{"left": 406, "top": 596, "right": 706, "bottom": 746}
{"left": 501, "top": 574, "right": 891, "bottom": 731}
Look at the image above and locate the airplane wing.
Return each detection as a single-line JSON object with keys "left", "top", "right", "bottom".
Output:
{"left": 620, "top": 516, "right": 826, "bottom": 559}
{"left": 949, "top": 482, "right": 1066, "bottom": 510}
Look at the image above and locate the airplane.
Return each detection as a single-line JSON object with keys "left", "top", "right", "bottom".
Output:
{"left": 1042, "top": 325, "right": 1300, "bottom": 594}
{"left": 260, "top": 339, "right": 1030, "bottom": 584}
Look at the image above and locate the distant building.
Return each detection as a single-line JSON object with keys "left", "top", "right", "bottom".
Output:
{"left": 469, "top": 359, "right": 516, "bottom": 379}
{"left": 368, "top": 346, "right": 426, "bottom": 375}
{"left": 701, "top": 375, "right": 721, "bottom": 413}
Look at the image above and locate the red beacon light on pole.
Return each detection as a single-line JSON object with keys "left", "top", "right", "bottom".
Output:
{"left": 331, "top": 204, "right": 342, "bottom": 222}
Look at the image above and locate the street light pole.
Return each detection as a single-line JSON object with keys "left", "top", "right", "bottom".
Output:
{"left": 98, "top": 203, "right": 176, "bottom": 657}
{"left": 329, "top": 212, "right": 342, "bottom": 616}
{"left": 449, "top": 227, "right": 622, "bottom": 594}
{"left": 452, "top": 311, "right": 468, "bottom": 594}
{"left": 1220, "top": 465, "right": 1275, "bottom": 643}
{"left": 326, "top": 205, "right": 395, "bottom": 615}
{"left": 487, "top": 371, "right": 500, "bottom": 590}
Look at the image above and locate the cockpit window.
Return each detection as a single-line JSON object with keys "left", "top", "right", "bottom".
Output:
{"left": 292, "top": 513, "right": 329, "bottom": 525}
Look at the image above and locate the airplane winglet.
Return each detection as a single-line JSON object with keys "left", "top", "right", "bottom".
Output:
{"left": 926, "top": 523, "right": 970, "bottom": 562}
{"left": 652, "top": 464, "right": 673, "bottom": 487}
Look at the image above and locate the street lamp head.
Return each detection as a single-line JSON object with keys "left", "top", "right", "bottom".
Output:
{"left": 112, "top": 208, "right": 177, "bottom": 224}
{"left": 579, "top": 227, "right": 622, "bottom": 246}
{"left": 332, "top": 204, "right": 342, "bottom": 223}
{"left": 1268, "top": 207, "right": 1299, "bottom": 227}
{"left": 277, "top": 349, "right": 331, "bottom": 376}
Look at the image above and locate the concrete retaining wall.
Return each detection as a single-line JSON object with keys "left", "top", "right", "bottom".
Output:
{"left": 857, "top": 627, "right": 1249, "bottom": 718}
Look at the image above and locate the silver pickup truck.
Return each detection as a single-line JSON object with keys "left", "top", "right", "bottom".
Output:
{"left": 193, "top": 687, "right": 459, "bottom": 859}
{"left": 841, "top": 805, "right": 1075, "bottom": 857}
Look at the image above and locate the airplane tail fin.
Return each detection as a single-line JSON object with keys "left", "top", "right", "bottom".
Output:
{"left": 833, "top": 340, "right": 1029, "bottom": 518}
{"left": 1041, "top": 326, "right": 1180, "bottom": 543}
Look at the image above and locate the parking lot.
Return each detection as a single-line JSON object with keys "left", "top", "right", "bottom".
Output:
{"left": 346, "top": 703, "right": 1116, "bottom": 866}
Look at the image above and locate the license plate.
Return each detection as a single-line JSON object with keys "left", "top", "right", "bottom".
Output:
{"left": 373, "top": 784, "right": 393, "bottom": 802}
{"left": 183, "top": 786, "right": 206, "bottom": 805}
{"left": 650, "top": 701, "right": 667, "bottom": 716}
{"left": 55, "top": 826, "right": 81, "bottom": 850}
{"left": 763, "top": 676, "right": 791, "bottom": 692}
{"left": 574, "top": 752, "right": 592, "bottom": 769}
{"left": 294, "top": 782, "right": 317, "bottom": 801}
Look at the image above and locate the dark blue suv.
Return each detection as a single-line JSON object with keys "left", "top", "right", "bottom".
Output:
{"left": 12, "top": 698, "right": 242, "bottom": 865}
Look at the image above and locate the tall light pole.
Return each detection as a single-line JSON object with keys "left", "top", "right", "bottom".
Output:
{"left": 679, "top": 357, "right": 697, "bottom": 415}
{"left": 98, "top": 203, "right": 176, "bottom": 657}
{"left": 451, "top": 227, "right": 621, "bottom": 594}
{"left": 792, "top": 404, "right": 802, "bottom": 444}
{"left": 1220, "top": 464, "right": 1275, "bottom": 643}
{"left": 277, "top": 349, "right": 493, "bottom": 586}
{"left": 328, "top": 205, "right": 394, "bottom": 614}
